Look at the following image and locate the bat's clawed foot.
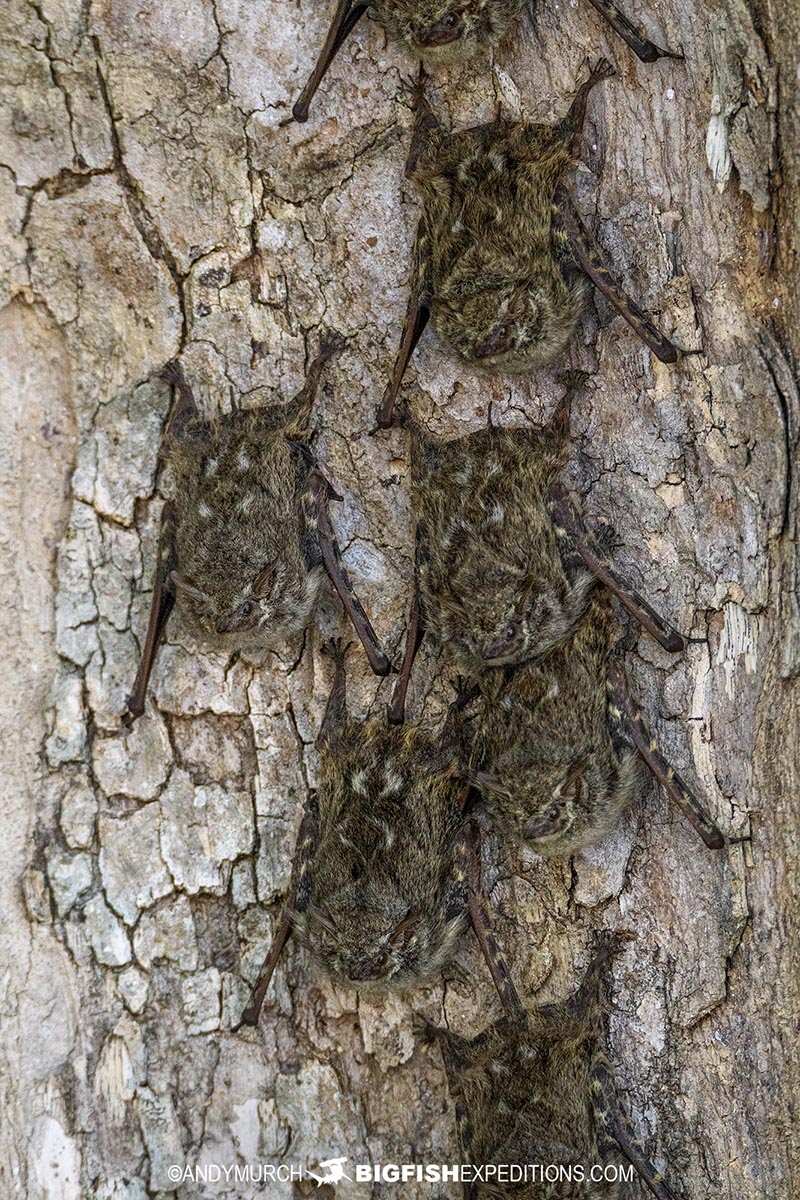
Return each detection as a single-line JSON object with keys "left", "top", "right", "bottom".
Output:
{"left": 590, "top": 928, "right": 636, "bottom": 965}
{"left": 411, "top": 1011, "right": 443, "bottom": 1043}
{"left": 231, "top": 1006, "right": 259, "bottom": 1033}
{"left": 119, "top": 704, "right": 141, "bottom": 733}
{"left": 316, "top": 328, "right": 347, "bottom": 364}
{"left": 321, "top": 637, "right": 351, "bottom": 664}
{"left": 401, "top": 64, "right": 429, "bottom": 107}
{"left": 376, "top": 393, "right": 411, "bottom": 432}
{"left": 160, "top": 359, "right": 187, "bottom": 388}
{"left": 586, "top": 56, "right": 617, "bottom": 86}
{"left": 450, "top": 675, "right": 479, "bottom": 711}
{"left": 643, "top": 41, "right": 684, "bottom": 63}
{"left": 558, "top": 367, "right": 593, "bottom": 399}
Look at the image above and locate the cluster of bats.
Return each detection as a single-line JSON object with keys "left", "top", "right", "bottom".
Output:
{"left": 122, "top": 3, "right": 723, "bottom": 1196}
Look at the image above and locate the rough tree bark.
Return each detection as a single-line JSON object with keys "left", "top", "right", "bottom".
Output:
{"left": 0, "top": 0, "right": 797, "bottom": 1197}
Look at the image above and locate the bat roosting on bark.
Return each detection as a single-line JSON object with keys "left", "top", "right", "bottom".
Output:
{"left": 421, "top": 932, "right": 682, "bottom": 1200}
{"left": 387, "top": 380, "right": 724, "bottom": 851}
{"left": 286, "top": 0, "right": 681, "bottom": 124}
{"left": 125, "top": 336, "right": 391, "bottom": 723}
{"left": 377, "top": 62, "right": 688, "bottom": 427}
{"left": 471, "top": 594, "right": 725, "bottom": 853}
{"left": 237, "top": 640, "right": 524, "bottom": 1027}
{"left": 396, "top": 374, "right": 686, "bottom": 687}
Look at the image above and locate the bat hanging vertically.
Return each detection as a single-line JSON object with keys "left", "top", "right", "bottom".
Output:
{"left": 386, "top": 378, "right": 724, "bottom": 852}
{"left": 421, "top": 931, "right": 682, "bottom": 1200}
{"left": 399, "top": 373, "right": 686, "bottom": 682}
{"left": 286, "top": 0, "right": 682, "bottom": 124}
{"left": 471, "top": 593, "right": 725, "bottom": 852}
{"left": 377, "top": 62, "right": 688, "bottom": 427}
{"left": 125, "top": 336, "right": 391, "bottom": 723}
{"left": 237, "top": 639, "right": 524, "bottom": 1027}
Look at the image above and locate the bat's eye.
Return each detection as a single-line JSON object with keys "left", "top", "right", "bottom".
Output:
{"left": 240, "top": 600, "right": 254, "bottom": 618}
{"left": 496, "top": 323, "right": 510, "bottom": 339}
{"left": 441, "top": 11, "right": 458, "bottom": 27}
{"left": 504, "top": 624, "right": 517, "bottom": 641}
{"left": 545, "top": 804, "right": 561, "bottom": 823}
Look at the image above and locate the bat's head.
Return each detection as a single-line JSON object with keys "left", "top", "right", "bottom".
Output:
{"left": 443, "top": 573, "right": 594, "bottom": 673}
{"left": 433, "top": 254, "right": 586, "bottom": 373}
{"left": 171, "top": 556, "right": 321, "bottom": 647}
{"left": 301, "top": 883, "right": 466, "bottom": 989}
{"left": 386, "top": 0, "right": 521, "bottom": 63}
{"left": 474, "top": 749, "right": 640, "bottom": 857}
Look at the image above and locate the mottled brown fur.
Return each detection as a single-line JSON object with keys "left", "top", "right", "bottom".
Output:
{"left": 165, "top": 401, "right": 321, "bottom": 648}
{"left": 473, "top": 596, "right": 641, "bottom": 857}
{"left": 127, "top": 338, "right": 391, "bottom": 722}
{"left": 424, "top": 933, "right": 679, "bottom": 1199}
{"left": 376, "top": 0, "right": 524, "bottom": 62}
{"left": 292, "top": 1, "right": 680, "bottom": 126}
{"left": 292, "top": 643, "right": 470, "bottom": 989}
{"left": 296, "top": 719, "right": 469, "bottom": 988}
{"left": 409, "top": 397, "right": 596, "bottom": 676}
{"left": 404, "top": 62, "right": 613, "bottom": 373}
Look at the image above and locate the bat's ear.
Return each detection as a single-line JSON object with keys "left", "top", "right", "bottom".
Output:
{"left": 170, "top": 572, "right": 208, "bottom": 604}
{"left": 252, "top": 559, "right": 279, "bottom": 598}
{"left": 471, "top": 769, "right": 502, "bottom": 795}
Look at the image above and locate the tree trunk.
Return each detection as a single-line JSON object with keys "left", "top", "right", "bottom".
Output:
{"left": 0, "top": 0, "right": 797, "bottom": 1197}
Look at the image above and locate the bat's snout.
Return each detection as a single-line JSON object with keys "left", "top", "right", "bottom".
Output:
{"left": 473, "top": 327, "right": 514, "bottom": 361}
{"left": 415, "top": 14, "right": 462, "bottom": 48}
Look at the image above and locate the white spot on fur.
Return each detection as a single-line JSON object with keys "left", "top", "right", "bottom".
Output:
{"left": 238, "top": 492, "right": 256, "bottom": 515}
{"left": 236, "top": 445, "right": 251, "bottom": 471}
{"left": 205, "top": 458, "right": 218, "bottom": 476}
{"left": 350, "top": 768, "right": 369, "bottom": 797}
{"left": 198, "top": 501, "right": 212, "bottom": 518}
{"left": 381, "top": 768, "right": 404, "bottom": 798}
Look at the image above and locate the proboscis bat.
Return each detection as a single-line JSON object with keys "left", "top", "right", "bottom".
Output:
{"left": 421, "top": 932, "right": 681, "bottom": 1200}
{"left": 377, "top": 62, "right": 687, "bottom": 427}
{"left": 393, "top": 375, "right": 685, "bottom": 693}
{"left": 472, "top": 593, "right": 724, "bottom": 851}
{"left": 125, "top": 337, "right": 391, "bottom": 722}
{"left": 286, "top": 0, "right": 681, "bottom": 124}
{"left": 237, "top": 640, "right": 523, "bottom": 1027}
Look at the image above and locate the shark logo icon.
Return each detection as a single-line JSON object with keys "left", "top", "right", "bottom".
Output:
{"left": 307, "top": 1157, "right": 351, "bottom": 1186}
